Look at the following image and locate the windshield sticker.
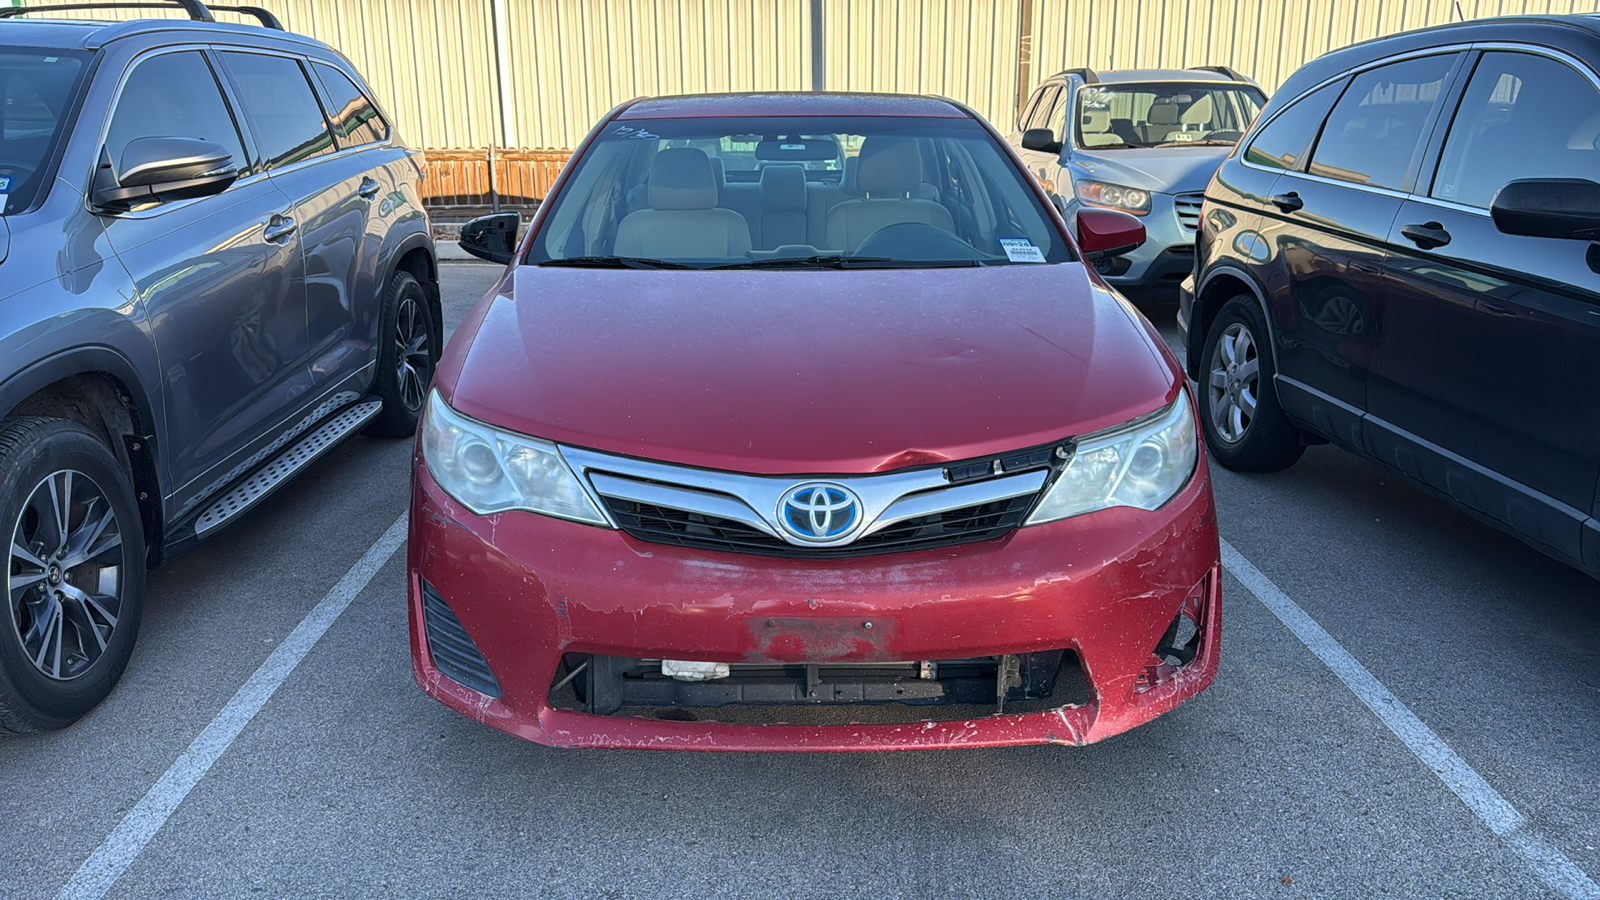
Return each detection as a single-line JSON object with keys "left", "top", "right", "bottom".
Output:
{"left": 0, "top": 176, "right": 11, "bottom": 193}
{"left": 998, "top": 238, "right": 1046, "bottom": 263}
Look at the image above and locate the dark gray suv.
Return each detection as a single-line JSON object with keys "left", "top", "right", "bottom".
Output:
{"left": 0, "top": 2, "right": 439, "bottom": 732}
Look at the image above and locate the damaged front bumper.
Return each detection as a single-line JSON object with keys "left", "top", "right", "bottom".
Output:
{"left": 407, "top": 462, "right": 1221, "bottom": 752}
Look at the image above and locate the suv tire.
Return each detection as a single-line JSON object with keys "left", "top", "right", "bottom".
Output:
{"left": 365, "top": 270, "right": 440, "bottom": 438}
{"left": 1198, "top": 297, "right": 1305, "bottom": 472}
{"left": 0, "top": 417, "right": 146, "bottom": 733}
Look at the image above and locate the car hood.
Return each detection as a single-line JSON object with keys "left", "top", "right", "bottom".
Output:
{"left": 441, "top": 264, "right": 1177, "bottom": 475}
{"left": 1070, "top": 147, "right": 1233, "bottom": 194}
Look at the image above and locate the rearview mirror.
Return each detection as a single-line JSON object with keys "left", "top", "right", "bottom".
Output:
{"left": 92, "top": 137, "right": 237, "bottom": 211}
{"left": 1021, "top": 128, "right": 1063, "bottom": 155}
{"left": 1491, "top": 178, "right": 1600, "bottom": 241}
{"left": 459, "top": 212, "right": 521, "bottom": 265}
{"left": 1076, "top": 208, "right": 1146, "bottom": 261}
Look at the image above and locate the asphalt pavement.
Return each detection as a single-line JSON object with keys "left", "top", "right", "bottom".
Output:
{"left": 2, "top": 262, "right": 1596, "bottom": 899}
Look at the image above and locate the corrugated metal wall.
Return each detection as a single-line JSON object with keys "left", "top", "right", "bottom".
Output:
{"left": 32, "top": 0, "right": 1600, "bottom": 150}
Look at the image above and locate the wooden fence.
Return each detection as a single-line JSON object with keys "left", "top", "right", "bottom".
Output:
{"left": 419, "top": 148, "right": 571, "bottom": 216}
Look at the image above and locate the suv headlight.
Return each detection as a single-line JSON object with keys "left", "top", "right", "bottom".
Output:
{"left": 420, "top": 390, "right": 607, "bottom": 524}
{"left": 1026, "top": 389, "right": 1198, "bottom": 525}
{"left": 1075, "top": 180, "right": 1152, "bottom": 215}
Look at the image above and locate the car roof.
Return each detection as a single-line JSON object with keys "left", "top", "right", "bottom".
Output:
{"left": 616, "top": 92, "right": 970, "bottom": 120}
{"left": 1086, "top": 69, "right": 1238, "bottom": 84}
{"left": 0, "top": 16, "right": 327, "bottom": 52}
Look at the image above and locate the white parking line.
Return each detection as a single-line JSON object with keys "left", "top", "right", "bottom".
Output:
{"left": 56, "top": 513, "right": 409, "bottom": 900}
{"left": 1221, "top": 539, "right": 1600, "bottom": 900}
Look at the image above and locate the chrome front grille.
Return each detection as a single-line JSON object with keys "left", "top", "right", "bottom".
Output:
{"left": 1175, "top": 193, "right": 1204, "bottom": 233}
{"left": 562, "top": 443, "right": 1061, "bottom": 559}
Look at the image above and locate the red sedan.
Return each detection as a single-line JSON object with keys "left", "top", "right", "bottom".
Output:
{"left": 410, "top": 93, "right": 1220, "bottom": 751}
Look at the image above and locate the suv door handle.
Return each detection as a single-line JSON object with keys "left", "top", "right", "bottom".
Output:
{"left": 263, "top": 214, "right": 298, "bottom": 243}
{"left": 1269, "top": 191, "right": 1303, "bottom": 213}
{"left": 1400, "top": 222, "right": 1451, "bottom": 250}
{"left": 358, "top": 176, "right": 381, "bottom": 199}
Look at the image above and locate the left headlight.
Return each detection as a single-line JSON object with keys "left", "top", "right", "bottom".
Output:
{"left": 1075, "top": 180, "right": 1152, "bottom": 215}
{"left": 1025, "top": 389, "right": 1198, "bottom": 525}
{"left": 420, "top": 390, "right": 608, "bottom": 525}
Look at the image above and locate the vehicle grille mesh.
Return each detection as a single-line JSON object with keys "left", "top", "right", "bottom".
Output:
{"left": 602, "top": 494, "right": 1038, "bottom": 558}
{"left": 420, "top": 580, "right": 502, "bottom": 698}
{"left": 1175, "top": 193, "right": 1204, "bottom": 232}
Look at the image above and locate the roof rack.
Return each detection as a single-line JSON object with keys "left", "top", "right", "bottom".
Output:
{"left": 0, "top": 0, "right": 283, "bottom": 30}
{"left": 1188, "top": 65, "right": 1254, "bottom": 84}
{"left": 1062, "top": 67, "right": 1100, "bottom": 85}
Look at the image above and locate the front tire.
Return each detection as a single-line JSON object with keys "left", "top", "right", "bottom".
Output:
{"left": 0, "top": 417, "right": 146, "bottom": 734}
{"left": 366, "top": 270, "right": 440, "bottom": 438}
{"left": 1198, "top": 297, "right": 1305, "bottom": 473}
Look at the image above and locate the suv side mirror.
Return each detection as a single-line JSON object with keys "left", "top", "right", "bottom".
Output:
{"left": 1021, "top": 128, "right": 1064, "bottom": 155}
{"left": 459, "top": 212, "right": 521, "bottom": 265}
{"left": 1491, "top": 178, "right": 1600, "bottom": 241}
{"left": 92, "top": 137, "right": 237, "bottom": 211}
{"left": 1076, "top": 208, "right": 1146, "bottom": 261}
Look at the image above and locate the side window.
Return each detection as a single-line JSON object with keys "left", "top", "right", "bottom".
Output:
{"left": 1243, "top": 82, "right": 1342, "bottom": 171}
{"left": 105, "top": 51, "right": 247, "bottom": 176}
{"left": 219, "top": 51, "right": 335, "bottom": 169}
{"left": 1017, "top": 85, "right": 1049, "bottom": 131}
{"left": 1307, "top": 54, "right": 1457, "bottom": 190}
{"left": 311, "top": 62, "right": 389, "bottom": 148}
{"left": 1431, "top": 52, "right": 1600, "bottom": 209}
{"left": 1025, "top": 86, "right": 1062, "bottom": 131}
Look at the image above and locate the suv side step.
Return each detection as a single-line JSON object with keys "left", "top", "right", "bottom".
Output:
{"left": 194, "top": 396, "right": 383, "bottom": 536}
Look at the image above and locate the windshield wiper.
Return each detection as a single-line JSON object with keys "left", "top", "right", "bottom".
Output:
{"left": 712, "top": 255, "right": 985, "bottom": 270}
{"left": 538, "top": 255, "right": 696, "bottom": 269}
{"left": 1154, "top": 139, "right": 1238, "bottom": 147}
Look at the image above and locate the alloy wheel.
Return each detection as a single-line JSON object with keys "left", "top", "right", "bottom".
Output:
{"left": 7, "top": 469, "right": 124, "bottom": 681}
{"left": 395, "top": 295, "right": 431, "bottom": 413}
{"left": 1208, "top": 322, "right": 1260, "bottom": 444}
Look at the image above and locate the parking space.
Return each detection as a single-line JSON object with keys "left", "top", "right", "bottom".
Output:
{"left": 2, "top": 262, "right": 1596, "bottom": 899}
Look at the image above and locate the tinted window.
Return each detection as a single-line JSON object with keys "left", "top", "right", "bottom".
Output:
{"left": 1308, "top": 54, "right": 1456, "bottom": 190}
{"left": 312, "top": 62, "right": 388, "bottom": 148}
{"left": 220, "top": 52, "right": 335, "bottom": 168}
{"left": 1025, "top": 86, "right": 1061, "bottom": 131}
{"left": 105, "top": 52, "right": 246, "bottom": 181}
{"left": 1076, "top": 83, "right": 1265, "bottom": 149}
{"left": 1243, "top": 82, "right": 1342, "bottom": 170}
{"left": 0, "top": 50, "right": 88, "bottom": 214}
{"left": 1431, "top": 52, "right": 1600, "bottom": 209}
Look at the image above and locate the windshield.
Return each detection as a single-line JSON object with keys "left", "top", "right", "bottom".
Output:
{"left": 530, "top": 115, "right": 1074, "bottom": 269}
{"left": 1073, "top": 83, "right": 1265, "bottom": 150}
{"left": 0, "top": 49, "right": 89, "bottom": 215}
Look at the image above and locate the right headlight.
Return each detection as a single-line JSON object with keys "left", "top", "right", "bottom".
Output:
{"left": 1025, "top": 389, "right": 1198, "bottom": 525}
{"left": 1075, "top": 180, "right": 1152, "bottom": 215}
{"left": 419, "top": 390, "right": 608, "bottom": 525}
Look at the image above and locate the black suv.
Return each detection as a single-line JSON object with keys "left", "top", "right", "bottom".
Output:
{"left": 0, "top": 2, "right": 439, "bottom": 732}
{"left": 1181, "top": 15, "right": 1600, "bottom": 578}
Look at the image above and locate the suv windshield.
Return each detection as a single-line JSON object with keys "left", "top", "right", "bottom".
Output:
{"left": 531, "top": 115, "right": 1074, "bottom": 268}
{"left": 0, "top": 49, "right": 89, "bottom": 215}
{"left": 1075, "top": 83, "right": 1265, "bottom": 149}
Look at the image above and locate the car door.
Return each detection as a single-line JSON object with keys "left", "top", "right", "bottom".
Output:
{"left": 95, "top": 48, "right": 312, "bottom": 507}
{"left": 1014, "top": 82, "right": 1065, "bottom": 194}
{"left": 1371, "top": 49, "right": 1600, "bottom": 565}
{"left": 1254, "top": 53, "right": 1462, "bottom": 449}
{"left": 218, "top": 50, "right": 381, "bottom": 390}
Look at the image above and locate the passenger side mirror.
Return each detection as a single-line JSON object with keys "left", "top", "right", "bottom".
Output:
{"left": 1076, "top": 208, "right": 1146, "bottom": 261}
{"left": 92, "top": 137, "right": 238, "bottom": 211}
{"left": 1021, "top": 128, "right": 1064, "bottom": 155}
{"left": 1491, "top": 178, "right": 1600, "bottom": 241}
{"left": 459, "top": 212, "right": 521, "bottom": 265}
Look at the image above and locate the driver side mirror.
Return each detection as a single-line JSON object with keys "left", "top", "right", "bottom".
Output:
{"left": 1076, "top": 208, "right": 1146, "bottom": 261}
{"left": 92, "top": 137, "right": 238, "bottom": 211}
{"left": 1021, "top": 128, "right": 1064, "bottom": 155}
{"left": 459, "top": 212, "right": 521, "bottom": 265}
{"left": 1491, "top": 178, "right": 1600, "bottom": 241}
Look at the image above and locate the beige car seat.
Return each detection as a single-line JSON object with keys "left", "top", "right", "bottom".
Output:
{"left": 615, "top": 148, "right": 752, "bottom": 258}
{"left": 824, "top": 137, "right": 953, "bottom": 251}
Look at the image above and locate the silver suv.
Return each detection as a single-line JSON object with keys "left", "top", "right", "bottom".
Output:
{"left": 0, "top": 1, "right": 438, "bottom": 732}
{"left": 1009, "top": 67, "right": 1265, "bottom": 296}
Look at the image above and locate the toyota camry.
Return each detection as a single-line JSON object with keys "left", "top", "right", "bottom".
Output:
{"left": 409, "top": 93, "right": 1220, "bottom": 751}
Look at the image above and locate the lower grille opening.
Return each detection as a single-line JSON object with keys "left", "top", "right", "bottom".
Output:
{"left": 420, "top": 580, "right": 502, "bottom": 698}
{"left": 1137, "top": 576, "right": 1208, "bottom": 692}
{"left": 548, "top": 650, "right": 1090, "bottom": 725}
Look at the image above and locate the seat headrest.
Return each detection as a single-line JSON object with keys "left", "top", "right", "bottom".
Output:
{"left": 648, "top": 148, "right": 719, "bottom": 210}
{"left": 855, "top": 137, "right": 922, "bottom": 196}
{"left": 1081, "top": 109, "right": 1111, "bottom": 132}
{"left": 759, "top": 164, "right": 807, "bottom": 211}
{"left": 842, "top": 155, "right": 860, "bottom": 195}
{"left": 1147, "top": 103, "right": 1180, "bottom": 126}
{"left": 708, "top": 155, "right": 726, "bottom": 186}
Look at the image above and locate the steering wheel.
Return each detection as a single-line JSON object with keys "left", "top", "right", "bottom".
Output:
{"left": 853, "top": 223, "right": 987, "bottom": 261}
